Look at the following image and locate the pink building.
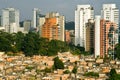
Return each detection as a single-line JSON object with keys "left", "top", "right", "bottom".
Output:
{"left": 100, "top": 20, "right": 117, "bottom": 58}
{"left": 65, "top": 30, "right": 71, "bottom": 43}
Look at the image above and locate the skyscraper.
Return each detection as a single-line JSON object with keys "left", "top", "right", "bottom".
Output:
{"left": 101, "top": 4, "right": 119, "bottom": 26}
{"left": 85, "top": 19, "right": 94, "bottom": 52}
{"left": 2, "top": 8, "right": 19, "bottom": 33}
{"left": 94, "top": 16, "right": 118, "bottom": 58}
{"left": 75, "top": 5, "right": 94, "bottom": 50}
{"left": 23, "top": 20, "right": 31, "bottom": 32}
{"left": 94, "top": 15, "right": 101, "bottom": 58}
{"left": 33, "top": 8, "right": 41, "bottom": 28}
{"left": 40, "top": 12, "right": 65, "bottom": 41}
{"left": 101, "top": 4, "right": 119, "bottom": 43}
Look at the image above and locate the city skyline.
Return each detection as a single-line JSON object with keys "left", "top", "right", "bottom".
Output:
{"left": 0, "top": 0, "right": 120, "bottom": 21}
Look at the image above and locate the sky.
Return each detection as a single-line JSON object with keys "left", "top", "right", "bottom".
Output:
{"left": 0, "top": 0, "right": 120, "bottom": 21}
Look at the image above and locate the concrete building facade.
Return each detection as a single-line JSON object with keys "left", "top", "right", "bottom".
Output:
{"left": 41, "top": 18, "right": 58, "bottom": 40}
{"left": 23, "top": 20, "right": 31, "bottom": 32}
{"left": 2, "top": 8, "right": 19, "bottom": 33}
{"left": 33, "top": 8, "right": 40, "bottom": 28}
{"left": 39, "top": 17, "right": 45, "bottom": 36}
{"left": 85, "top": 19, "right": 94, "bottom": 52}
{"left": 95, "top": 16, "right": 117, "bottom": 58}
{"left": 40, "top": 12, "right": 65, "bottom": 41}
{"left": 75, "top": 5, "right": 94, "bottom": 51}
{"left": 95, "top": 16, "right": 101, "bottom": 58}
{"left": 100, "top": 20, "right": 117, "bottom": 58}
{"left": 101, "top": 4, "right": 119, "bottom": 43}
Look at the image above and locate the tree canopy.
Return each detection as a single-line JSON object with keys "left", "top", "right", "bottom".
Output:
{"left": 53, "top": 57, "right": 64, "bottom": 69}
{"left": 115, "top": 43, "right": 120, "bottom": 59}
{"left": 0, "top": 31, "right": 85, "bottom": 56}
{"left": 84, "top": 72, "right": 99, "bottom": 77}
{"left": 109, "top": 68, "right": 120, "bottom": 80}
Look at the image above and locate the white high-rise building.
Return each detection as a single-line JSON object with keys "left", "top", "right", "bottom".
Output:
{"left": 2, "top": 8, "right": 19, "bottom": 33}
{"left": 75, "top": 5, "right": 94, "bottom": 50}
{"left": 101, "top": 4, "right": 119, "bottom": 26}
{"left": 33, "top": 8, "right": 40, "bottom": 28}
{"left": 94, "top": 15, "right": 101, "bottom": 58}
{"left": 101, "top": 4, "right": 119, "bottom": 43}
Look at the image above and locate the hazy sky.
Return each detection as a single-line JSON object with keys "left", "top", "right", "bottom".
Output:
{"left": 0, "top": 0, "right": 120, "bottom": 21}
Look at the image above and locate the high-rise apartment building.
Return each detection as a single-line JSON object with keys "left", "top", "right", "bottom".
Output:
{"left": 95, "top": 15, "right": 118, "bottom": 58}
{"left": 95, "top": 16, "right": 101, "bottom": 58}
{"left": 85, "top": 19, "right": 94, "bottom": 52}
{"left": 39, "top": 17, "right": 45, "bottom": 36}
{"left": 33, "top": 8, "right": 41, "bottom": 28}
{"left": 100, "top": 20, "right": 117, "bottom": 58}
{"left": 101, "top": 4, "right": 119, "bottom": 43}
{"left": 101, "top": 4, "right": 119, "bottom": 26}
{"left": 41, "top": 18, "right": 58, "bottom": 40}
{"left": 23, "top": 20, "right": 31, "bottom": 32}
{"left": 2, "top": 8, "right": 19, "bottom": 33}
{"left": 40, "top": 12, "right": 64, "bottom": 41}
{"left": 75, "top": 5, "right": 94, "bottom": 50}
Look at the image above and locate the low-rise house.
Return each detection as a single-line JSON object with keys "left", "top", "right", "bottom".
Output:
{"left": 115, "top": 68, "right": 120, "bottom": 74}
{"left": 96, "top": 59, "right": 103, "bottom": 64}
{"left": 101, "top": 66, "right": 110, "bottom": 73}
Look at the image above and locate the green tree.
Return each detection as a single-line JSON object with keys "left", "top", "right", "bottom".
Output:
{"left": 53, "top": 57, "right": 64, "bottom": 69}
{"left": 41, "top": 67, "right": 52, "bottom": 73}
{"left": 109, "top": 68, "right": 117, "bottom": 80}
{"left": 0, "top": 31, "right": 14, "bottom": 52}
{"left": 47, "top": 40, "right": 70, "bottom": 56}
{"left": 115, "top": 44, "right": 120, "bottom": 59}
{"left": 38, "top": 38, "right": 49, "bottom": 56}
{"left": 14, "top": 32, "right": 24, "bottom": 52}
{"left": 108, "top": 68, "right": 120, "bottom": 80}
{"left": 63, "top": 70, "right": 70, "bottom": 74}
{"left": 72, "top": 67, "right": 77, "bottom": 74}
{"left": 0, "top": 36, "right": 12, "bottom": 52}
{"left": 47, "top": 40, "right": 59, "bottom": 56}
{"left": 84, "top": 72, "right": 99, "bottom": 77}
{"left": 22, "top": 32, "right": 38, "bottom": 56}
{"left": 72, "top": 66, "right": 78, "bottom": 79}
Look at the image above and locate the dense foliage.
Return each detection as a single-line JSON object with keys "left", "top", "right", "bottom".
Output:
{"left": 84, "top": 72, "right": 99, "bottom": 77}
{"left": 0, "top": 31, "right": 85, "bottom": 56}
{"left": 109, "top": 68, "right": 120, "bottom": 80}
{"left": 63, "top": 70, "right": 70, "bottom": 74}
{"left": 53, "top": 57, "right": 64, "bottom": 69}
{"left": 115, "top": 43, "right": 120, "bottom": 59}
{"left": 72, "top": 66, "right": 77, "bottom": 74}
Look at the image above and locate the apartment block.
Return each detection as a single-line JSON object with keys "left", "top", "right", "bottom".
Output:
{"left": 101, "top": 4, "right": 119, "bottom": 43}
{"left": 40, "top": 12, "right": 65, "bottom": 41}
{"left": 75, "top": 5, "right": 94, "bottom": 51}
{"left": 85, "top": 19, "right": 94, "bottom": 52}
{"left": 95, "top": 16, "right": 117, "bottom": 58}
{"left": 41, "top": 18, "right": 58, "bottom": 40}
{"left": 33, "top": 8, "right": 41, "bottom": 28}
{"left": 100, "top": 20, "right": 117, "bottom": 58}
{"left": 2, "top": 8, "right": 19, "bottom": 33}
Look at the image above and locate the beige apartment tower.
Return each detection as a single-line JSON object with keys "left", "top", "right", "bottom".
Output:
{"left": 85, "top": 19, "right": 94, "bottom": 52}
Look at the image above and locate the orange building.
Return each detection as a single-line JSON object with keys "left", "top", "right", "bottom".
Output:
{"left": 40, "top": 12, "right": 65, "bottom": 41}
{"left": 100, "top": 20, "right": 117, "bottom": 58}
{"left": 41, "top": 18, "right": 59, "bottom": 40}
